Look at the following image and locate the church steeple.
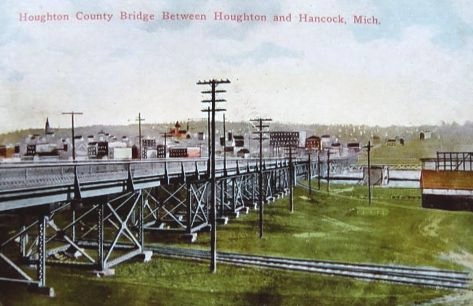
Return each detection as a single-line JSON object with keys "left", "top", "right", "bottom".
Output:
{"left": 45, "top": 118, "right": 54, "bottom": 135}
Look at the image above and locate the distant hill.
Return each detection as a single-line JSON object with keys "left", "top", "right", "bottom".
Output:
{"left": 1, "top": 121, "right": 473, "bottom": 156}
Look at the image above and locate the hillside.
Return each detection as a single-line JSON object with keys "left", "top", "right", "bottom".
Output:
{"left": 1, "top": 121, "right": 472, "bottom": 161}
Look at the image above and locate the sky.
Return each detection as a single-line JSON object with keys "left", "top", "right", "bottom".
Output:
{"left": 1, "top": 0, "right": 472, "bottom": 133}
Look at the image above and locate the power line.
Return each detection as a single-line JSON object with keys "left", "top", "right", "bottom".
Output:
{"left": 197, "top": 78, "right": 230, "bottom": 273}
{"left": 250, "top": 117, "right": 272, "bottom": 239}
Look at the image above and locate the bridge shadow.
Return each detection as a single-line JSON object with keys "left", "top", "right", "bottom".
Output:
{"left": 242, "top": 284, "right": 283, "bottom": 306}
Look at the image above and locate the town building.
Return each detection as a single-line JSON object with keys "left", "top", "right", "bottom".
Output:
{"left": 270, "top": 131, "right": 299, "bottom": 148}
{"left": 87, "top": 141, "right": 109, "bottom": 159}
{"left": 233, "top": 135, "right": 245, "bottom": 148}
{"left": 305, "top": 136, "right": 321, "bottom": 151}
{"left": 421, "top": 152, "right": 473, "bottom": 211}
{"left": 347, "top": 142, "right": 360, "bottom": 154}
{"left": 169, "top": 147, "right": 188, "bottom": 158}
{"left": 420, "top": 131, "right": 432, "bottom": 140}
{"left": 169, "top": 121, "right": 188, "bottom": 138}
{"left": 320, "top": 135, "right": 332, "bottom": 150}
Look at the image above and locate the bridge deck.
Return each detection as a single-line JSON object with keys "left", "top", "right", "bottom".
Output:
{"left": 0, "top": 158, "right": 290, "bottom": 212}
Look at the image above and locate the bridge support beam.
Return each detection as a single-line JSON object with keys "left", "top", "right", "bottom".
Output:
{"left": 144, "top": 180, "right": 210, "bottom": 240}
{"left": 0, "top": 190, "right": 156, "bottom": 295}
{"left": 0, "top": 210, "right": 55, "bottom": 297}
{"left": 217, "top": 175, "right": 251, "bottom": 218}
{"left": 241, "top": 173, "right": 258, "bottom": 210}
{"left": 97, "top": 202, "right": 105, "bottom": 271}
{"left": 0, "top": 158, "right": 302, "bottom": 295}
{"left": 30, "top": 213, "right": 55, "bottom": 297}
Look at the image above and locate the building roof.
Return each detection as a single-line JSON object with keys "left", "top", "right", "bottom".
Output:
{"left": 421, "top": 170, "right": 473, "bottom": 190}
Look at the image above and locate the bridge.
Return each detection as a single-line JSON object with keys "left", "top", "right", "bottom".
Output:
{"left": 0, "top": 157, "right": 333, "bottom": 296}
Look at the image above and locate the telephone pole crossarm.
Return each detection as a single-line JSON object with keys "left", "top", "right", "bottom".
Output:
{"left": 201, "top": 99, "right": 227, "bottom": 103}
{"left": 197, "top": 79, "right": 231, "bottom": 85}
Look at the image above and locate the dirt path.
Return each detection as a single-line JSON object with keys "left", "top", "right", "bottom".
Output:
{"left": 420, "top": 250, "right": 473, "bottom": 306}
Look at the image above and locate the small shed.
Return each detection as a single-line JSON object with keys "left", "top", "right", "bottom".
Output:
{"left": 363, "top": 166, "right": 389, "bottom": 186}
{"left": 420, "top": 131, "right": 432, "bottom": 140}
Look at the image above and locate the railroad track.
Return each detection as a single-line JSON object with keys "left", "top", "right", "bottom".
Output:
{"left": 149, "top": 245, "right": 471, "bottom": 290}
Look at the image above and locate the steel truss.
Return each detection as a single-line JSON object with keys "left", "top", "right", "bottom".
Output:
{"left": 0, "top": 206, "right": 62, "bottom": 297}
{"left": 261, "top": 168, "right": 288, "bottom": 203}
{"left": 273, "top": 166, "right": 290, "bottom": 196}
{"left": 0, "top": 161, "right": 295, "bottom": 293}
{"left": 143, "top": 180, "right": 211, "bottom": 234}
{"left": 0, "top": 190, "right": 153, "bottom": 295}
{"left": 243, "top": 165, "right": 291, "bottom": 206}
{"left": 240, "top": 173, "right": 258, "bottom": 209}
{"left": 46, "top": 191, "right": 152, "bottom": 271}
{"left": 294, "top": 162, "right": 311, "bottom": 181}
{"left": 217, "top": 174, "right": 252, "bottom": 218}
{"left": 143, "top": 165, "right": 292, "bottom": 234}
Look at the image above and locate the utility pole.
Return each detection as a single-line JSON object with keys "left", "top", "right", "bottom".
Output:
{"left": 206, "top": 106, "right": 211, "bottom": 174}
{"left": 223, "top": 113, "right": 227, "bottom": 176}
{"left": 247, "top": 123, "right": 252, "bottom": 157}
{"left": 308, "top": 149, "right": 312, "bottom": 196}
{"left": 326, "top": 149, "right": 331, "bottom": 193}
{"left": 285, "top": 145, "right": 297, "bottom": 213}
{"left": 250, "top": 117, "right": 272, "bottom": 239}
{"left": 62, "top": 111, "right": 83, "bottom": 161}
{"left": 136, "top": 113, "right": 145, "bottom": 160}
{"left": 220, "top": 113, "right": 227, "bottom": 220}
{"left": 160, "top": 132, "right": 172, "bottom": 158}
{"left": 364, "top": 141, "right": 373, "bottom": 205}
{"left": 198, "top": 78, "right": 230, "bottom": 273}
{"left": 317, "top": 150, "right": 321, "bottom": 190}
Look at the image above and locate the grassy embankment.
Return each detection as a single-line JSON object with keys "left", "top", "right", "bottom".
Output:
{"left": 2, "top": 183, "right": 472, "bottom": 305}
{"left": 357, "top": 138, "right": 451, "bottom": 166}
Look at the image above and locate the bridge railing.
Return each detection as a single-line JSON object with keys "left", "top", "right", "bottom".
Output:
{"left": 0, "top": 163, "right": 75, "bottom": 189}
{"left": 130, "top": 160, "right": 166, "bottom": 178}
{"left": 0, "top": 158, "right": 295, "bottom": 192}
{"left": 77, "top": 163, "right": 128, "bottom": 183}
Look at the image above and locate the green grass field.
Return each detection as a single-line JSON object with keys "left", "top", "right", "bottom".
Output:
{"left": 190, "top": 185, "right": 473, "bottom": 270}
{"left": 357, "top": 138, "right": 452, "bottom": 166}
{"left": 1, "top": 183, "right": 473, "bottom": 305}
